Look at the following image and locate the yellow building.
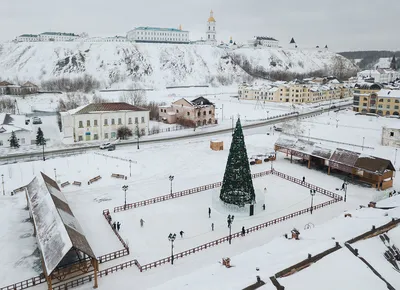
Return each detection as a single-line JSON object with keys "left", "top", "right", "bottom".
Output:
{"left": 353, "top": 87, "right": 400, "bottom": 116}
{"left": 352, "top": 83, "right": 383, "bottom": 114}
{"left": 238, "top": 80, "right": 346, "bottom": 104}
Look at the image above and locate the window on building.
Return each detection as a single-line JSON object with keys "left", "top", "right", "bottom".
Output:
{"left": 203, "top": 111, "right": 206, "bottom": 116}
{"left": 79, "top": 121, "right": 83, "bottom": 128}
{"left": 105, "top": 133, "right": 109, "bottom": 139}
{"left": 187, "top": 112, "right": 190, "bottom": 116}
{"left": 395, "top": 106, "right": 399, "bottom": 110}
{"left": 111, "top": 132, "right": 116, "bottom": 138}
{"left": 379, "top": 99, "right": 383, "bottom": 102}
{"left": 94, "top": 134, "right": 98, "bottom": 140}
{"left": 87, "top": 120, "right": 90, "bottom": 127}
{"left": 197, "top": 112, "right": 201, "bottom": 117}
{"left": 396, "top": 100, "right": 400, "bottom": 103}
{"left": 21, "top": 138, "right": 25, "bottom": 144}
{"left": 0, "top": 140, "right": 3, "bottom": 146}
{"left": 111, "top": 119, "right": 115, "bottom": 125}
{"left": 118, "top": 118, "right": 122, "bottom": 125}
{"left": 363, "top": 103, "right": 367, "bottom": 107}
{"left": 141, "top": 117, "right": 145, "bottom": 123}
{"left": 135, "top": 117, "right": 138, "bottom": 124}
{"left": 128, "top": 117, "right": 132, "bottom": 124}
{"left": 94, "top": 120, "right": 98, "bottom": 126}
{"left": 387, "top": 105, "right": 391, "bottom": 109}
{"left": 104, "top": 119, "right": 108, "bottom": 126}
{"left": 176, "top": 110, "right": 179, "bottom": 113}
{"left": 390, "top": 132, "right": 394, "bottom": 137}
{"left": 78, "top": 135, "right": 83, "bottom": 141}
{"left": 209, "top": 110, "right": 212, "bottom": 114}
{"left": 387, "top": 99, "right": 391, "bottom": 102}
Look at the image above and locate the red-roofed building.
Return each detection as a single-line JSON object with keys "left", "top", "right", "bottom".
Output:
{"left": 60, "top": 102, "right": 150, "bottom": 142}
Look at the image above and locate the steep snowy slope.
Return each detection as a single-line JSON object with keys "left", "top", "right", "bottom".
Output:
{"left": 0, "top": 42, "right": 353, "bottom": 88}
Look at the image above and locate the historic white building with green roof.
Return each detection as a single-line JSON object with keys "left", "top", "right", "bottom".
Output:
{"left": 126, "top": 26, "right": 190, "bottom": 44}
{"left": 16, "top": 32, "right": 81, "bottom": 42}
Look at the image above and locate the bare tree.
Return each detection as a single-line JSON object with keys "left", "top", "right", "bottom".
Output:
{"left": 119, "top": 89, "right": 147, "bottom": 106}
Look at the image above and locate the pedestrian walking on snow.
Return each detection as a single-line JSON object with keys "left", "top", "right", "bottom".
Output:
{"left": 241, "top": 226, "right": 246, "bottom": 237}
{"left": 302, "top": 176, "right": 305, "bottom": 183}
{"left": 262, "top": 204, "right": 266, "bottom": 211}
{"left": 140, "top": 219, "right": 145, "bottom": 228}
{"left": 208, "top": 207, "right": 211, "bottom": 218}
{"left": 180, "top": 230, "right": 184, "bottom": 238}
{"left": 117, "top": 222, "right": 121, "bottom": 231}
{"left": 113, "top": 222, "right": 116, "bottom": 230}
{"left": 211, "top": 223, "right": 214, "bottom": 231}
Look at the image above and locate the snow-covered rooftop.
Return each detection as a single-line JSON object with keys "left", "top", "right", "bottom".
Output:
{"left": 0, "top": 113, "right": 31, "bottom": 134}
{"left": 25, "top": 173, "right": 96, "bottom": 275}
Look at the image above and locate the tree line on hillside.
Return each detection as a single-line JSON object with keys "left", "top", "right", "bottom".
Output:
{"left": 339, "top": 50, "right": 400, "bottom": 70}
{"left": 230, "top": 54, "right": 357, "bottom": 81}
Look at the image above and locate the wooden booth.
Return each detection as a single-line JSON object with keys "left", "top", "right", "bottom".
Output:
{"left": 26, "top": 173, "right": 99, "bottom": 289}
{"left": 274, "top": 137, "right": 396, "bottom": 189}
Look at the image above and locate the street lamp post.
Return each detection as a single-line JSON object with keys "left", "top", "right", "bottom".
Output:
{"left": 168, "top": 233, "right": 176, "bottom": 265}
{"left": 129, "top": 159, "right": 132, "bottom": 177}
{"left": 122, "top": 185, "right": 128, "bottom": 209}
{"left": 1, "top": 174, "right": 4, "bottom": 196}
{"left": 227, "top": 214, "right": 235, "bottom": 244}
{"left": 169, "top": 175, "right": 174, "bottom": 196}
{"left": 310, "top": 189, "right": 316, "bottom": 214}
{"left": 42, "top": 142, "right": 45, "bottom": 161}
{"left": 136, "top": 124, "right": 140, "bottom": 150}
{"left": 336, "top": 119, "right": 339, "bottom": 128}
{"left": 266, "top": 111, "right": 269, "bottom": 119}
{"left": 395, "top": 149, "right": 398, "bottom": 167}
{"left": 54, "top": 168, "right": 57, "bottom": 181}
{"left": 362, "top": 137, "right": 365, "bottom": 151}
{"left": 343, "top": 181, "right": 348, "bottom": 202}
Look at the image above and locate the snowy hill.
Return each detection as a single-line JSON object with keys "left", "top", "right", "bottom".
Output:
{"left": 0, "top": 42, "right": 353, "bottom": 89}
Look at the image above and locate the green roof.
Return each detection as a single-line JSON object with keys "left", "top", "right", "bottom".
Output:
{"left": 19, "top": 34, "right": 38, "bottom": 37}
{"left": 40, "top": 32, "right": 78, "bottom": 36}
{"left": 134, "top": 27, "right": 188, "bottom": 32}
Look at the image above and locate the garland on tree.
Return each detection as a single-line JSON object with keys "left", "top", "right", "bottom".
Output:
{"left": 220, "top": 118, "right": 255, "bottom": 207}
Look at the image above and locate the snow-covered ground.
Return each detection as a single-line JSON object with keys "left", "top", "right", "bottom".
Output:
{"left": 1, "top": 108, "right": 399, "bottom": 290}
{"left": 1, "top": 85, "right": 350, "bottom": 157}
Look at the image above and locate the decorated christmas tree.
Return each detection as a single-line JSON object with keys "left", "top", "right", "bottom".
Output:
{"left": 220, "top": 118, "right": 255, "bottom": 207}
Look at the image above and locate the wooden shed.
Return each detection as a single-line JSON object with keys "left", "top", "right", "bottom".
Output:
{"left": 210, "top": 140, "right": 224, "bottom": 151}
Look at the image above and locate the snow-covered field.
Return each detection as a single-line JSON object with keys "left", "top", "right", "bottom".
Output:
{"left": 1, "top": 108, "right": 399, "bottom": 290}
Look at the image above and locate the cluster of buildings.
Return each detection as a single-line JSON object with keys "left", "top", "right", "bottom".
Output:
{"left": 14, "top": 11, "right": 217, "bottom": 46}
{"left": 356, "top": 68, "right": 400, "bottom": 84}
{"left": 14, "top": 11, "right": 305, "bottom": 50}
{"left": 0, "top": 81, "right": 38, "bottom": 95}
{"left": 238, "top": 78, "right": 351, "bottom": 104}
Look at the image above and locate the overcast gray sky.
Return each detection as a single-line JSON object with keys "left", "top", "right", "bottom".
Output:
{"left": 1, "top": 0, "right": 399, "bottom": 52}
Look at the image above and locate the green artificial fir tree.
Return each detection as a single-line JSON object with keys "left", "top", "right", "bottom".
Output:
{"left": 9, "top": 131, "right": 20, "bottom": 148}
{"left": 36, "top": 127, "right": 46, "bottom": 146}
{"left": 220, "top": 118, "right": 255, "bottom": 207}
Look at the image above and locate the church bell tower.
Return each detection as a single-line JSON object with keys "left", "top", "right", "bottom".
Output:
{"left": 206, "top": 10, "right": 217, "bottom": 44}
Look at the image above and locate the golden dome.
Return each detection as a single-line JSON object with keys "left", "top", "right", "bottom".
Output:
{"left": 208, "top": 10, "right": 216, "bottom": 22}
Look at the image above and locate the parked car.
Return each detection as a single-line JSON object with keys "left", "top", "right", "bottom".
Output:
{"left": 107, "top": 145, "right": 116, "bottom": 151}
{"left": 100, "top": 142, "right": 111, "bottom": 149}
{"left": 273, "top": 125, "right": 283, "bottom": 132}
{"left": 32, "top": 117, "right": 42, "bottom": 124}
